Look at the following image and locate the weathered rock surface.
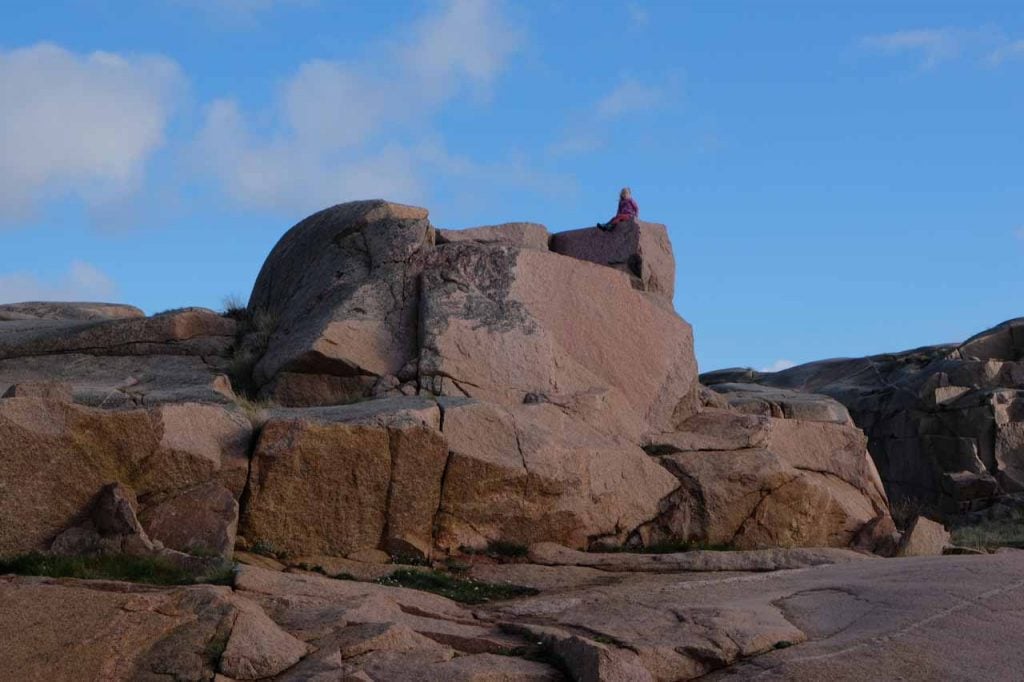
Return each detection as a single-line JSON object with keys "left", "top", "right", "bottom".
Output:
{"left": 419, "top": 242, "right": 699, "bottom": 440}
{"left": 241, "top": 397, "right": 447, "bottom": 559}
{"left": 436, "top": 399, "right": 680, "bottom": 551}
{"left": 437, "top": 222, "right": 550, "bottom": 251}
{"left": 550, "top": 219, "right": 675, "bottom": 299}
{"left": 644, "top": 409, "right": 892, "bottom": 551}
{"left": 248, "top": 200, "right": 434, "bottom": 404}
{"left": 138, "top": 482, "right": 239, "bottom": 558}
{"left": 702, "top": 318, "right": 1024, "bottom": 513}
{"left": 0, "top": 397, "right": 251, "bottom": 556}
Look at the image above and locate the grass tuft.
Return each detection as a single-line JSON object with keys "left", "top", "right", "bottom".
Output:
{"left": 0, "top": 553, "right": 235, "bottom": 586}
{"left": 376, "top": 569, "right": 538, "bottom": 604}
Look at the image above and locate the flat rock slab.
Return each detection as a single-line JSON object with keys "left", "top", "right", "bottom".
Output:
{"left": 486, "top": 552, "right": 1024, "bottom": 681}
{"left": 0, "top": 301, "right": 145, "bottom": 321}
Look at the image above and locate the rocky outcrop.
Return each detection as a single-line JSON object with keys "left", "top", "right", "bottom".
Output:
{"left": 0, "top": 199, "right": 892, "bottom": 561}
{"left": 702, "top": 318, "right": 1024, "bottom": 514}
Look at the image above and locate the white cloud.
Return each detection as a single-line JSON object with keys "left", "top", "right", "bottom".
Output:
{"left": 193, "top": 0, "right": 528, "bottom": 213}
{"left": 596, "top": 77, "right": 665, "bottom": 119}
{"left": 989, "top": 40, "right": 1024, "bottom": 65}
{"left": 550, "top": 76, "right": 670, "bottom": 157}
{"left": 761, "top": 359, "right": 797, "bottom": 373}
{"left": 0, "top": 43, "right": 184, "bottom": 222}
{"left": 0, "top": 261, "right": 118, "bottom": 304}
{"left": 861, "top": 29, "right": 962, "bottom": 68}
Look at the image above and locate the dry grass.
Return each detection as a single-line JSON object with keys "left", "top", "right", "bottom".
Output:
{"left": 951, "top": 510, "right": 1024, "bottom": 551}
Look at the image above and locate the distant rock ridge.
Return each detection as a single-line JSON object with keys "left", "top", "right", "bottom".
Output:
{"left": 0, "top": 199, "right": 894, "bottom": 566}
{"left": 702, "top": 317, "right": 1024, "bottom": 516}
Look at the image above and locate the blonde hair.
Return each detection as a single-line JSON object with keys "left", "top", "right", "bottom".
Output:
{"left": 620, "top": 187, "right": 631, "bottom": 199}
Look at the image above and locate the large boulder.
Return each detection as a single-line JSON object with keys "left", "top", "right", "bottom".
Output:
{"left": 550, "top": 219, "right": 675, "bottom": 300}
{"left": 702, "top": 318, "right": 1024, "bottom": 514}
{"left": 435, "top": 398, "right": 680, "bottom": 551}
{"left": 0, "top": 395, "right": 251, "bottom": 556}
{"left": 419, "top": 242, "right": 699, "bottom": 440}
{"left": 247, "top": 201, "right": 434, "bottom": 405}
{"left": 644, "top": 409, "right": 892, "bottom": 551}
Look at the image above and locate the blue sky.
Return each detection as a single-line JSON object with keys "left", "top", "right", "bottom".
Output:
{"left": 1, "top": 0, "right": 1021, "bottom": 372}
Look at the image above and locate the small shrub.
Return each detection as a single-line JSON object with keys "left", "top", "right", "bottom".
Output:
{"left": 220, "top": 294, "right": 247, "bottom": 320}
{"left": 376, "top": 569, "right": 538, "bottom": 604}
{"left": 889, "top": 496, "right": 939, "bottom": 531}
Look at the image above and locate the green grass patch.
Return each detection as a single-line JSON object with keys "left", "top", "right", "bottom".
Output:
{"left": 0, "top": 553, "right": 235, "bottom": 586}
{"left": 376, "top": 569, "right": 538, "bottom": 604}
{"left": 951, "top": 512, "right": 1024, "bottom": 551}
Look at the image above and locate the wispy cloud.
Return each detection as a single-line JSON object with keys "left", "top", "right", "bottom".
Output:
{"left": 0, "top": 261, "right": 118, "bottom": 304}
{"left": 627, "top": 3, "right": 649, "bottom": 29}
{"left": 596, "top": 77, "right": 665, "bottom": 119}
{"left": 0, "top": 43, "right": 184, "bottom": 223}
{"left": 862, "top": 26, "right": 1022, "bottom": 69}
{"left": 861, "top": 28, "right": 962, "bottom": 69}
{"left": 761, "top": 359, "right": 797, "bottom": 373}
{"left": 551, "top": 75, "right": 673, "bottom": 157}
{"left": 989, "top": 40, "right": 1024, "bottom": 65}
{"left": 193, "top": 0, "right": 538, "bottom": 213}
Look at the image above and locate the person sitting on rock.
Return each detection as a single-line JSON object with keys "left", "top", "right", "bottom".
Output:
{"left": 596, "top": 187, "right": 639, "bottom": 232}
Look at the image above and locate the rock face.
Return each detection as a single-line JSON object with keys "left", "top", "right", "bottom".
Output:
{"left": 645, "top": 408, "right": 892, "bottom": 552}
{"left": 0, "top": 301, "right": 145, "bottom": 321}
{"left": 702, "top": 318, "right": 1024, "bottom": 514}
{"left": 435, "top": 399, "right": 679, "bottom": 551}
{"left": 241, "top": 398, "right": 446, "bottom": 559}
{"left": 0, "top": 394, "right": 250, "bottom": 557}
{"left": 419, "top": 242, "right": 699, "bottom": 440}
{"left": 550, "top": 219, "right": 675, "bottom": 300}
